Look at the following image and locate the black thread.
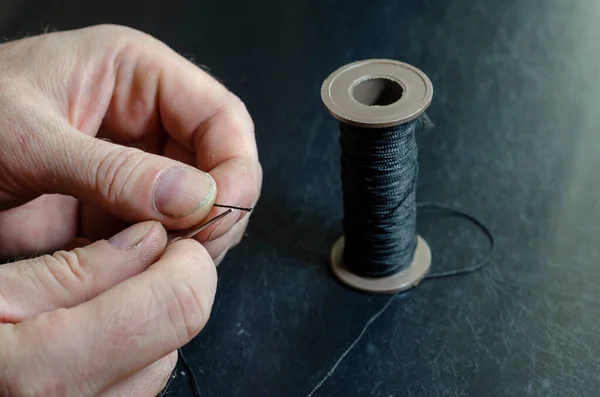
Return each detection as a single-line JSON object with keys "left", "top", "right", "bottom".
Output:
{"left": 214, "top": 204, "right": 253, "bottom": 212}
{"left": 417, "top": 203, "right": 494, "bottom": 279}
{"left": 178, "top": 348, "right": 202, "bottom": 397}
{"left": 339, "top": 120, "right": 420, "bottom": 277}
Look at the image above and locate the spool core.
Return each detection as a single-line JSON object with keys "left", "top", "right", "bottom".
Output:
{"left": 321, "top": 59, "right": 434, "bottom": 294}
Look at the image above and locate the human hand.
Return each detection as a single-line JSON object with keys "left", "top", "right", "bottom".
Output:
{"left": 0, "top": 24, "right": 261, "bottom": 263}
{"left": 0, "top": 220, "right": 217, "bottom": 396}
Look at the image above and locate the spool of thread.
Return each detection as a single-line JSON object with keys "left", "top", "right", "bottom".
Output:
{"left": 321, "top": 59, "right": 433, "bottom": 294}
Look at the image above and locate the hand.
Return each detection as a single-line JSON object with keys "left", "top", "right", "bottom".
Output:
{"left": 0, "top": 24, "right": 262, "bottom": 264}
{"left": 0, "top": 24, "right": 262, "bottom": 396}
{"left": 0, "top": 221, "right": 217, "bottom": 396}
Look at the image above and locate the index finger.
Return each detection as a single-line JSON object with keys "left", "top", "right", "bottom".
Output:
{"left": 103, "top": 26, "right": 260, "bottom": 239}
{"left": 158, "top": 50, "right": 260, "bottom": 240}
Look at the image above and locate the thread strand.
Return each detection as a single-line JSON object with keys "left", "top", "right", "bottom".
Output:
{"left": 178, "top": 348, "right": 202, "bottom": 397}
{"left": 214, "top": 204, "right": 253, "bottom": 212}
{"left": 417, "top": 203, "right": 494, "bottom": 279}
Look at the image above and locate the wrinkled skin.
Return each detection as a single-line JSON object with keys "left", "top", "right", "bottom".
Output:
{"left": 0, "top": 24, "right": 261, "bottom": 396}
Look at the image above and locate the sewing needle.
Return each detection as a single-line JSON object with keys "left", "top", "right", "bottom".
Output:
{"left": 167, "top": 208, "right": 233, "bottom": 245}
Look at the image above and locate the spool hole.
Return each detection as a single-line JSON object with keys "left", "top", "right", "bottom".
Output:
{"left": 352, "top": 77, "right": 404, "bottom": 106}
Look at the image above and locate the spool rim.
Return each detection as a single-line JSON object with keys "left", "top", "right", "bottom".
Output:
{"left": 330, "top": 235, "right": 431, "bottom": 294}
{"left": 321, "top": 59, "right": 433, "bottom": 128}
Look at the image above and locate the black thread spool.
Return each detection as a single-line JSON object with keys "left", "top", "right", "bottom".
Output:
{"left": 321, "top": 59, "right": 433, "bottom": 294}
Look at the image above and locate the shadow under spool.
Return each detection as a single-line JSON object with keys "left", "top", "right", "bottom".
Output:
{"left": 321, "top": 59, "right": 433, "bottom": 294}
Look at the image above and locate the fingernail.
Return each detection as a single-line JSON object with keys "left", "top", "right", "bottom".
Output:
{"left": 153, "top": 167, "right": 216, "bottom": 218}
{"left": 109, "top": 222, "right": 156, "bottom": 250}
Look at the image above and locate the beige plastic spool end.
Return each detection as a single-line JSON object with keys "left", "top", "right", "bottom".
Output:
{"left": 322, "top": 59, "right": 433, "bottom": 294}
{"left": 330, "top": 236, "right": 431, "bottom": 294}
{"left": 321, "top": 59, "right": 433, "bottom": 128}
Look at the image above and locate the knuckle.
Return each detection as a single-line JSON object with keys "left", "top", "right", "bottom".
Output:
{"left": 89, "top": 24, "right": 140, "bottom": 39}
{"left": 88, "top": 24, "right": 161, "bottom": 52}
{"left": 42, "top": 249, "right": 92, "bottom": 302}
{"left": 0, "top": 83, "right": 43, "bottom": 195}
{"left": 90, "top": 144, "right": 147, "bottom": 205}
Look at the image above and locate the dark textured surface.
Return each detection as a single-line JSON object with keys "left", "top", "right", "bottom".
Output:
{"left": 4, "top": 1, "right": 600, "bottom": 396}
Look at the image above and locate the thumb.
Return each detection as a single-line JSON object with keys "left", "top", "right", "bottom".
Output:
{"left": 5, "top": 113, "right": 216, "bottom": 229}
{"left": 0, "top": 221, "right": 167, "bottom": 323}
